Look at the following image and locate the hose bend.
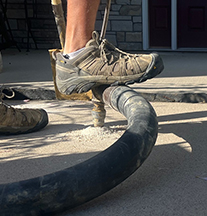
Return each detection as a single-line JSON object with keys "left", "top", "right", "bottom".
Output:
{"left": 0, "top": 86, "right": 158, "bottom": 216}
{"left": 103, "top": 86, "right": 158, "bottom": 162}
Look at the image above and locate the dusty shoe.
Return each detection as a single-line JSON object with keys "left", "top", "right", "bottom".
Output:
{"left": 0, "top": 88, "right": 48, "bottom": 135}
{"left": 53, "top": 31, "right": 164, "bottom": 95}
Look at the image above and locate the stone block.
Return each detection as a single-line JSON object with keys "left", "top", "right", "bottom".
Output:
{"left": 95, "top": 20, "right": 111, "bottom": 31}
{"left": 4, "top": 1, "right": 144, "bottom": 51}
{"left": 111, "top": 5, "right": 122, "bottom": 11}
{"left": 0, "top": 52, "right": 2, "bottom": 73}
{"left": 6, "top": 9, "right": 25, "bottom": 19}
{"left": 117, "top": 32, "right": 125, "bottom": 42}
{"left": 9, "top": 19, "right": 18, "bottom": 30}
{"left": 134, "top": 23, "right": 142, "bottom": 32}
{"left": 101, "top": 11, "right": 119, "bottom": 16}
{"left": 116, "top": 0, "right": 130, "bottom": 4}
{"left": 126, "top": 32, "right": 142, "bottom": 42}
{"left": 120, "top": 5, "right": 141, "bottom": 16}
{"left": 12, "top": 30, "right": 27, "bottom": 38}
{"left": 131, "top": 0, "right": 142, "bottom": 5}
{"left": 118, "top": 42, "right": 142, "bottom": 51}
{"left": 52, "top": 40, "right": 61, "bottom": 49}
{"left": 99, "top": 4, "right": 106, "bottom": 11}
{"left": 101, "top": 0, "right": 115, "bottom": 3}
{"left": 96, "top": 11, "right": 102, "bottom": 19}
{"left": 17, "top": 20, "right": 26, "bottom": 30}
{"left": 133, "top": 16, "right": 142, "bottom": 23}
{"left": 43, "top": 20, "right": 56, "bottom": 25}
{"left": 111, "top": 21, "right": 132, "bottom": 31}
{"left": 31, "top": 20, "right": 44, "bottom": 29}
{"left": 105, "top": 34, "right": 117, "bottom": 46}
{"left": 109, "top": 15, "right": 131, "bottom": 20}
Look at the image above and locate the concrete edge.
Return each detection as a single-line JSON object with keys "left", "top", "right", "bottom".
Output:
{"left": 3, "top": 87, "right": 207, "bottom": 103}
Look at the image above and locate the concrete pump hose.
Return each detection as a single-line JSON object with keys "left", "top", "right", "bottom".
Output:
{"left": 0, "top": 86, "right": 158, "bottom": 216}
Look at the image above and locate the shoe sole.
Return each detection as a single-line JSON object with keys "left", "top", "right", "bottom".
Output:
{"left": 56, "top": 53, "right": 164, "bottom": 95}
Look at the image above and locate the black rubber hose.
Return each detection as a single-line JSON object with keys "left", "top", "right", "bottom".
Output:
{"left": 0, "top": 86, "right": 158, "bottom": 216}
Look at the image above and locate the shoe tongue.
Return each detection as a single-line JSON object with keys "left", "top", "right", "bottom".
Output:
{"left": 85, "top": 31, "right": 100, "bottom": 48}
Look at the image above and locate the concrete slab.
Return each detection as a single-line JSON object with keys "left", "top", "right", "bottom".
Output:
{"left": 0, "top": 100, "right": 207, "bottom": 216}
{"left": 0, "top": 100, "right": 125, "bottom": 184}
{"left": 0, "top": 49, "right": 207, "bottom": 215}
{"left": 136, "top": 52, "right": 207, "bottom": 94}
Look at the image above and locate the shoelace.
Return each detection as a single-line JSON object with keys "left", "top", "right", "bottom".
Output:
{"left": 0, "top": 86, "right": 16, "bottom": 113}
{"left": 0, "top": 86, "right": 15, "bottom": 101}
{"left": 91, "top": 31, "right": 133, "bottom": 62}
{"left": 99, "top": 38, "right": 139, "bottom": 63}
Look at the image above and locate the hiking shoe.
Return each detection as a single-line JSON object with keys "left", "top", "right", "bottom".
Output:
{"left": 0, "top": 87, "right": 48, "bottom": 135}
{"left": 53, "top": 31, "right": 164, "bottom": 95}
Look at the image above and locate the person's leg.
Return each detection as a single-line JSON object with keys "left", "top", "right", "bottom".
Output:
{"left": 53, "top": 0, "right": 164, "bottom": 95}
{"left": 64, "top": 0, "right": 100, "bottom": 54}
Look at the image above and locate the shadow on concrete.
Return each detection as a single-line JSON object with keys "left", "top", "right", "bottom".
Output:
{"left": 66, "top": 110, "right": 207, "bottom": 216}
{"left": 0, "top": 110, "right": 207, "bottom": 215}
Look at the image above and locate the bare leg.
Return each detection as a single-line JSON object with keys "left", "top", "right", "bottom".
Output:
{"left": 64, "top": 0, "right": 100, "bottom": 54}
{"left": 53, "top": 0, "right": 164, "bottom": 95}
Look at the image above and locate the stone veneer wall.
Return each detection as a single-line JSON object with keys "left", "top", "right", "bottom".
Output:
{"left": 2, "top": 0, "right": 142, "bottom": 51}
{"left": 97, "top": 0, "right": 142, "bottom": 51}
